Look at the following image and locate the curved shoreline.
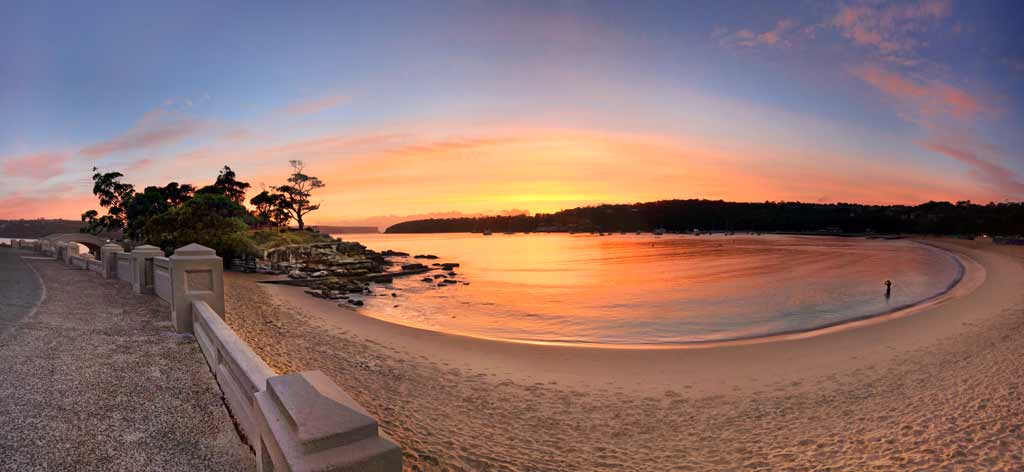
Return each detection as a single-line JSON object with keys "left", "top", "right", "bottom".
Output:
{"left": 225, "top": 238, "right": 1024, "bottom": 470}
{"left": 249, "top": 238, "right": 1016, "bottom": 395}
{"left": 324, "top": 238, "right": 977, "bottom": 349}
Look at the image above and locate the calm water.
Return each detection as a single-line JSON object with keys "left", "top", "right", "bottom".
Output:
{"left": 334, "top": 233, "right": 962, "bottom": 345}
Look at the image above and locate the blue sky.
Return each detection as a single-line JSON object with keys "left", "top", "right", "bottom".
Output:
{"left": 1, "top": 0, "right": 1022, "bottom": 226}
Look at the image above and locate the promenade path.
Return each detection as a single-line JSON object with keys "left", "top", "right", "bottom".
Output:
{"left": 0, "top": 247, "right": 254, "bottom": 471}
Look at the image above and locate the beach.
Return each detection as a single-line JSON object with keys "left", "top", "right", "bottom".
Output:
{"left": 224, "top": 239, "right": 1024, "bottom": 471}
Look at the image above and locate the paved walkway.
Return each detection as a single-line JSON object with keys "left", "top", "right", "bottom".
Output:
{"left": 0, "top": 248, "right": 254, "bottom": 471}
{"left": 0, "top": 248, "right": 43, "bottom": 333}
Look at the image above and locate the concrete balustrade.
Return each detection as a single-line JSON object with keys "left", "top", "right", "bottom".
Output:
{"left": 131, "top": 245, "right": 164, "bottom": 295}
{"left": 100, "top": 243, "right": 124, "bottom": 279}
{"left": 169, "top": 244, "right": 224, "bottom": 334}
{"left": 116, "top": 253, "right": 133, "bottom": 283}
{"left": 65, "top": 242, "right": 81, "bottom": 265}
{"left": 154, "top": 257, "right": 173, "bottom": 304}
{"left": 87, "top": 258, "right": 104, "bottom": 274}
{"left": 70, "top": 255, "right": 88, "bottom": 269}
{"left": 25, "top": 239, "right": 403, "bottom": 471}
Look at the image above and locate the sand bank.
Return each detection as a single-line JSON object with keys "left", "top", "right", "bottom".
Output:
{"left": 225, "top": 239, "right": 1024, "bottom": 471}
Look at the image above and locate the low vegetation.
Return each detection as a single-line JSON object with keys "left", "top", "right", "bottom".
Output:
{"left": 80, "top": 160, "right": 328, "bottom": 261}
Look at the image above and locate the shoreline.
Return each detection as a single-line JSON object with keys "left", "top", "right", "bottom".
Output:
{"left": 224, "top": 238, "right": 1024, "bottom": 470}
{"left": 244, "top": 238, "right": 1011, "bottom": 395}
{"left": 320, "top": 233, "right": 974, "bottom": 348}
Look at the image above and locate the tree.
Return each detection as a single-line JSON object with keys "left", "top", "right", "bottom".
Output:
{"left": 142, "top": 193, "right": 255, "bottom": 264}
{"left": 274, "top": 160, "right": 325, "bottom": 230}
{"left": 250, "top": 190, "right": 290, "bottom": 228}
{"left": 81, "top": 168, "right": 135, "bottom": 234}
{"left": 124, "top": 182, "right": 196, "bottom": 240}
{"left": 196, "top": 165, "right": 251, "bottom": 205}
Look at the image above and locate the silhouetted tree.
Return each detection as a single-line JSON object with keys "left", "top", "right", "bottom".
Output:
{"left": 81, "top": 168, "right": 135, "bottom": 234}
{"left": 250, "top": 190, "right": 290, "bottom": 228}
{"left": 196, "top": 165, "right": 251, "bottom": 204}
{"left": 274, "top": 160, "right": 325, "bottom": 230}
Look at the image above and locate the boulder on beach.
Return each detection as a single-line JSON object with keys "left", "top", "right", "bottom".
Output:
{"left": 421, "top": 277, "right": 434, "bottom": 283}
{"left": 288, "top": 270, "right": 309, "bottom": 279}
{"left": 414, "top": 254, "right": 439, "bottom": 259}
{"left": 402, "top": 263, "right": 427, "bottom": 271}
{"left": 441, "top": 263, "right": 460, "bottom": 269}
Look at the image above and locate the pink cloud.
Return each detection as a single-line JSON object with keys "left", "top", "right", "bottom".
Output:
{"left": 719, "top": 19, "right": 799, "bottom": 48}
{"left": 833, "top": 0, "right": 951, "bottom": 55}
{"left": 1, "top": 152, "right": 68, "bottom": 180}
{"left": 850, "top": 64, "right": 987, "bottom": 122}
{"left": 924, "top": 140, "right": 1024, "bottom": 198}
{"left": 80, "top": 108, "right": 209, "bottom": 157}
{"left": 281, "top": 94, "right": 348, "bottom": 117}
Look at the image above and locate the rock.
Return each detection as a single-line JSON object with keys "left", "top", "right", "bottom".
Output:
{"left": 414, "top": 254, "right": 439, "bottom": 259}
{"left": 442, "top": 279, "right": 458, "bottom": 284}
{"left": 380, "top": 249, "right": 410, "bottom": 257}
{"left": 289, "top": 270, "right": 309, "bottom": 279}
{"left": 391, "top": 293, "right": 398, "bottom": 297}
{"left": 433, "top": 274, "right": 447, "bottom": 279}
{"left": 421, "top": 277, "right": 434, "bottom": 283}
{"left": 348, "top": 299, "right": 364, "bottom": 307}
{"left": 447, "top": 271, "right": 457, "bottom": 276}
{"left": 401, "top": 263, "right": 427, "bottom": 271}
{"left": 441, "top": 263, "right": 461, "bottom": 269}
{"left": 311, "top": 270, "right": 330, "bottom": 278}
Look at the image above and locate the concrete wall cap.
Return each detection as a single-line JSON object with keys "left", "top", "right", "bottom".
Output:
{"left": 267, "top": 371, "right": 379, "bottom": 450}
{"left": 132, "top": 245, "right": 164, "bottom": 254}
{"left": 101, "top": 243, "right": 124, "bottom": 250}
{"left": 172, "top": 243, "right": 217, "bottom": 257}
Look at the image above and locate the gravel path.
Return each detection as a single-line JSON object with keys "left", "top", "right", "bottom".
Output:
{"left": 0, "top": 253, "right": 254, "bottom": 471}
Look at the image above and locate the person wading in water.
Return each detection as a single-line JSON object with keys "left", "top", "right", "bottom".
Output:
{"left": 884, "top": 280, "right": 892, "bottom": 298}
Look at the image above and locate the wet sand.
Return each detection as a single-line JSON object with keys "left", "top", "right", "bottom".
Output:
{"left": 224, "top": 239, "right": 1024, "bottom": 471}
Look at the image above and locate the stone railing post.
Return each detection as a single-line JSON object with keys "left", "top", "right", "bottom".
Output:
{"left": 254, "top": 371, "right": 403, "bottom": 471}
{"left": 100, "top": 243, "right": 124, "bottom": 279}
{"left": 131, "top": 245, "right": 164, "bottom": 295}
{"left": 169, "top": 243, "right": 224, "bottom": 333}
{"left": 55, "top": 241, "right": 66, "bottom": 261}
{"left": 66, "top": 242, "right": 81, "bottom": 266}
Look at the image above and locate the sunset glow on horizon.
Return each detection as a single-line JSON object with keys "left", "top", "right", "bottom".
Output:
{"left": 2, "top": 1, "right": 1022, "bottom": 228}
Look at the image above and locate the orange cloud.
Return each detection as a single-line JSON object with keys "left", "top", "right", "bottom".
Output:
{"left": 1, "top": 152, "right": 67, "bottom": 180}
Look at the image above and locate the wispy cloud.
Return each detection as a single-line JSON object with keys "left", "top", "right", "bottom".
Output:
{"left": 833, "top": 0, "right": 951, "bottom": 61}
{"left": 850, "top": 63, "right": 987, "bottom": 122}
{"left": 924, "top": 139, "right": 1024, "bottom": 198}
{"left": 716, "top": 19, "right": 800, "bottom": 48}
{"left": 1, "top": 151, "right": 68, "bottom": 180}
{"left": 80, "top": 108, "right": 210, "bottom": 157}
{"left": 281, "top": 94, "right": 348, "bottom": 117}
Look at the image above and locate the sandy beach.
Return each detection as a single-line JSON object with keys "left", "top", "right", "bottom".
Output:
{"left": 224, "top": 239, "right": 1024, "bottom": 471}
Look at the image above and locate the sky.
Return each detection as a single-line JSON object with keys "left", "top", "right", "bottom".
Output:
{"left": 1, "top": 0, "right": 1022, "bottom": 228}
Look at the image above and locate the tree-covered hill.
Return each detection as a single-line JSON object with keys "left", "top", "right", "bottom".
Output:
{"left": 385, "top": 199, "right": 1024, "bottom": 236}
